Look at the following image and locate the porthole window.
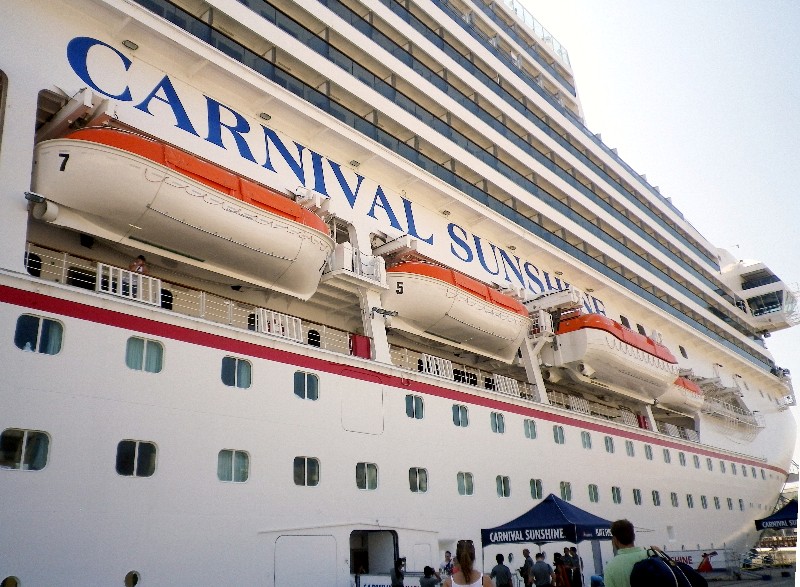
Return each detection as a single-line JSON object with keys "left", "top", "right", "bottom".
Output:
{"left": 125, "top": 337, "right": 163, "bottom": 373}
{"left": 14, "top": 314, "right": 63, "bottom": 355}
{"left": 409, "top": 467, "right": 428, "bottom": 493}
{"left": 1, "top": 577, "right": 21, "bottom": 587}
{"left": 221, "top": 356, "right": 252, "bottom": 388}
{"left": 457, "top": 471, "right": 474, "bottom": 496}
{"left": 116, "top": 440, "right": 157, "bottom": 477}
{"left": 294, "top": 371, "right": 319, "bottom": 400}
{"left": 294, "top": 456, "right": 320, "bottom": 487}
{"left": 0, "top": 428, "right": 50, "bottom": 471}
{"left": 218, "top": 449, "right": 249, "bottom": 483}
{"left": 124, "top": 571, "right": 140, "bottom": 587}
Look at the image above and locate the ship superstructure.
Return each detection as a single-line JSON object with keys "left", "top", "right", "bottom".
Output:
{"left": 0, "top": 0, "right": 796, "bottom": 585}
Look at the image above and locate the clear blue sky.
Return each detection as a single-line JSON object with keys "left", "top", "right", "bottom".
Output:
{"left": 523, "top": 1, "right": 800, "bottom": 454}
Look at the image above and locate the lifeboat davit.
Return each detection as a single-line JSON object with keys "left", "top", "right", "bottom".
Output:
{"left": 32, "top": 128, "right": 334, "bottom": 300}
{"left": 657, "top": 377, "right": 705, "bottom": 413}
{"left": 540, "top": 312, "right": 679, "bottom": 399}
{"left": 381, "top": 262, "right": 531, "bottom": 362}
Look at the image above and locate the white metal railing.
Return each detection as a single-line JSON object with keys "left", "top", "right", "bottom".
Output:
{"left": 618, "top": 409, "right": 639, "bottom": 427}
{"left": 96, "top": 263, "right": 162, "bottom": 306}
{"left": 569, "top": 395, "right": 591, "bottom": 415}
{"left": 254, "top": 309, "right": 304, "bottom": 343}
{"left": 419, "top": 353, "right": 454, "bottom": 380}
{"left": 493, "top": 374, "right": 520, "bottom": 397}
{"left": 702, "top": 398, "right": 764, "bottom": 428}
{"left": 388, "top": 345, "right": 534, "bottom": 399}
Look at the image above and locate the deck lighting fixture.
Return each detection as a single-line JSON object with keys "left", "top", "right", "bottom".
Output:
{"left": 122, "top": 40, "right": 139, "bottom": 51}
{"left": 507, "top": 245, "right": 516, "bottom": 251}
{"left": 554, "top": 270, "right": 563, "bottom": 276}
{"left": 259, "top": 112, "right": 272, "bottom": 121}
{"left": 349, "top": 160, "right": 360, "bottom": 167}
{"left": 441, "top": 210, "right": 451, "bottom": 216}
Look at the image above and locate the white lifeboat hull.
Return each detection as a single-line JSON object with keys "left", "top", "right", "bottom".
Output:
{"left": 541, "top": 327, "right": 679, "bottom": 399}
{"left": 381, "top": 266, "right": 531, "bottom": 362}
{"left": 32, "top": 135, "right": 334, "bottom": 300}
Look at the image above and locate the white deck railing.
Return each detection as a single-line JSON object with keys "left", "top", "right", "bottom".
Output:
{"left": 96, "top": 263, "right": 162, "bottom": 306}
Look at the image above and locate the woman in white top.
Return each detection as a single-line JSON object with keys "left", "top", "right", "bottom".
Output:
{"left": 443, "top": 540, "right": 492, "bottom": 587}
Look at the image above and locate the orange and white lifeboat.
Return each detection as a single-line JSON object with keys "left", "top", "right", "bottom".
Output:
{"left": 540, "top": 312, "right": 679, "bottom": 399}
{"left": 381, "top": 262, "right": 531, "bottom": 362}
{"left": 658, "top": 377, "right": 705, "bottom": 413}
{"left": 31, "top": 128, "right": 334, "bottom": 300}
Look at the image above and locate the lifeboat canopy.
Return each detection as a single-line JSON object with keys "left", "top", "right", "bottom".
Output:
{"left": 381, "top": 262, "right": 531, "bottom": 363}
{"left": 540, "top": 312, "right": 679, "bottom": 400}
{"left": 32, "top": 127, "right": 334, "bottom": 300}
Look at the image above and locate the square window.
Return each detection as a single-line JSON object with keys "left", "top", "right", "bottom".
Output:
{"left": 0, "top": 428, "right": 50, "bottom": 471}
{"left": 116, "top": 440, "right": 156, "bottom": 477}
{"left": 294, "top": 371, "right": 319, "bottom": 400}
{"left": 294, "top": 456, "right": 320, "bottom": 486}
{"left": 458, "top": 471, "right": 474, "bottom": 496}
{"left": 452, "top": 405, "right": 469, "bottom": 427}
{"left": 218, "top": 449, "right": 250, "bottom": 482}
{"left": 409, "top": 467, "right": 428, "bottom": 493}
{"left": 496, "top": 475, "right": 511, "bottom": 497}
{"left": 356, "top": 462, "right": 377, "bottom": 490}
{"left": 14, "top": 314, "right": 63, "bottom": 355}
{"left": 405, "top": 395, "right": 424, "bottom": 419}
{"left": 221, "top": 357, "right": 252, "bottom": 388}
{"left": 125, "top": 337, "right": 163, "bottom": 373}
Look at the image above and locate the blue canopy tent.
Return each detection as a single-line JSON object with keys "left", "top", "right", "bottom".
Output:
{"left": 754, "top": 499, "right": 797, "bottom": 531}
{"left": 481, "top": 493, "right": 613, "bottom": 546}
{"left": 481, "top": 494, "right": 613, "bottom": 584}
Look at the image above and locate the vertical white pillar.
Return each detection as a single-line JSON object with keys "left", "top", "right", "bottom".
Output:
{"left": 358, "top": 287, "right": 392, "bottom": 364}
{"left": 0, "top": 76, "right": 39, "bottom": 273}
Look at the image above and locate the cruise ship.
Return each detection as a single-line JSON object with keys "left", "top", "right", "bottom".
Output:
{"left": 1, "top": 0, "right": 797, "bottom": 585}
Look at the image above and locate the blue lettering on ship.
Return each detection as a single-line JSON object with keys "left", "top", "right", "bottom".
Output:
{"left": 66, "top": 36, "right": 606, "bottom": 313}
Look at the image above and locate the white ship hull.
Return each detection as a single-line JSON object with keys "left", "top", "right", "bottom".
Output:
{"left": 0, "top": 0, "right": 795, "bottom": 585}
